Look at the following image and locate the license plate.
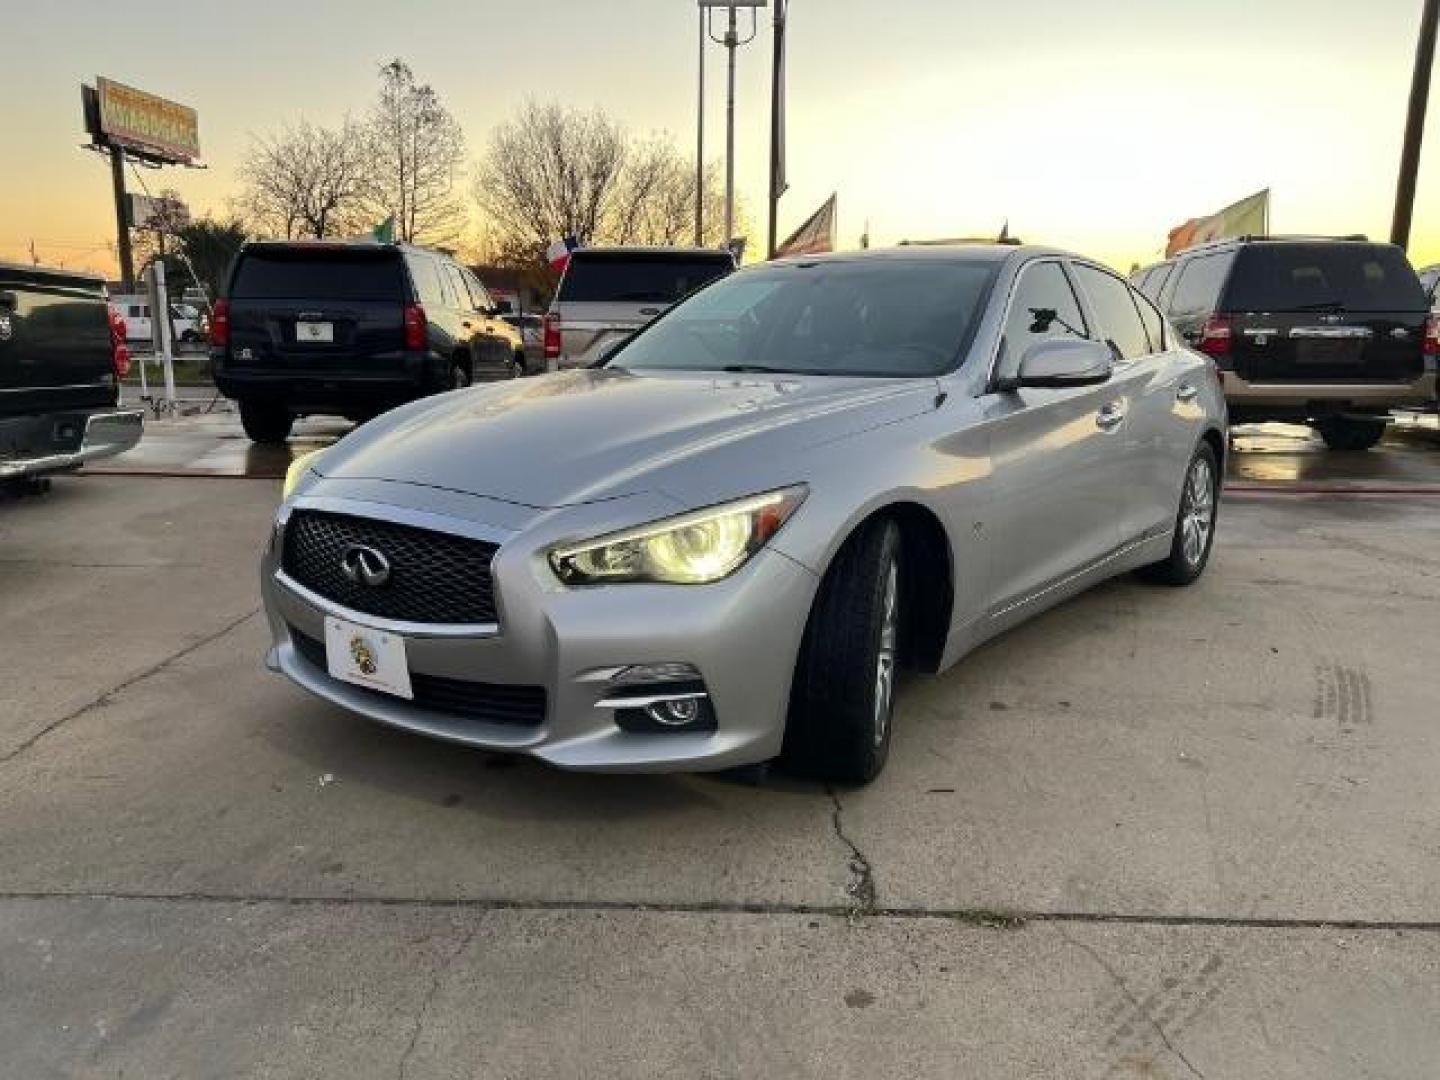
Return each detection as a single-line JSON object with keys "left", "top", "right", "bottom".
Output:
{"left": 323, "top": 616, "right": 413, "bottom": 699}
{"left": 296, "top": 320, "right": 334, "bottom": 343}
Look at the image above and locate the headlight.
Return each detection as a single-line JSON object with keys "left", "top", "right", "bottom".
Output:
{"left": 282, "top": 449, "right": 326, "bottom": 500}
{"left": 549, "top": 486, "right": 807, "bottom": 585}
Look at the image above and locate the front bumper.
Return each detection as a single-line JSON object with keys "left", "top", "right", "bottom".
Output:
{"left": 0, "top": 409, "right": 143, "bottom": 480}
{"left": 260, "top": 485, "right": 820, "bottom": 772}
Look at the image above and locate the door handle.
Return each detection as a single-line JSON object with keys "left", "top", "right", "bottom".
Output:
{"left": 1095, "top": 401, "right": 1127, "bottom": 430}
{"left": 1175, "top": 382, "right": 1199, "bottom": 402}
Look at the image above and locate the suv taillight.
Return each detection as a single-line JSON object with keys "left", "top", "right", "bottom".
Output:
{"left": 1424, "top": 314, "right": 1439, "bottom": 357}
{"left": 210, "top": 299, "right": 230, "bottom": 348}
{"left": 1198, "top": 314, "right": 1233, "bottom": 364}
{"left": 543, "top": 312, "right": 561, "bottom": 360}
{"left": 404, "top": 303, "right": 427, "bottom": 351}
{"left": 109, "top": 308, "right": 130, "bottom": 379}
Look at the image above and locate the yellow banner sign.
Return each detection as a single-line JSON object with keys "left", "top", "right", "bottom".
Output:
{"left": 96, "top": 77, "right": 200, "bottom": 163}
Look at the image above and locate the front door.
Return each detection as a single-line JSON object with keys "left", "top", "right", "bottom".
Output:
{"left": 981, "top": 259, "right": 1122, "bottom": 614}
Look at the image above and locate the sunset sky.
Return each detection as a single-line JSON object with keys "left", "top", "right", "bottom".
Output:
{"left": 2, "top": 0, "right": 1436, "bottom": 276}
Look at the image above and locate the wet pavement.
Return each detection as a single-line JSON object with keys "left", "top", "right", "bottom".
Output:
{"left": 92, "top": 397, "right": 1440, "bottom": 491}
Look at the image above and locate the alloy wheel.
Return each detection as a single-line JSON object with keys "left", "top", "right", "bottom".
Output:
{"left": 1180, "top": 457, "right": 1214, "bottom": 567}
{"left": 873, "top": 561, "right": 898, "bottom": 746}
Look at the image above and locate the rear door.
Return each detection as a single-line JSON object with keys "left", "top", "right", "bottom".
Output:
{"left": 553, "top": 252, "right": 734, "bottom": 366}
{"left": 226, "top": 247, "right": 410, "bottom": 376}
{"left": 1222, "top": 243, "right": 1428, "bottom": 384}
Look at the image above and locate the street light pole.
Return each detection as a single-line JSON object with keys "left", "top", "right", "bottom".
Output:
{"left": 724, "top": 5, "right": 738, "bottom": 247}
{"left": 767, "top": 0, "right": 787, "bottom": 259}
{"left": 1392, "top": 0, "right": 1438, "bottom": 249}
{"left": 695, "top": 8, "right": 706, "bottom": 246}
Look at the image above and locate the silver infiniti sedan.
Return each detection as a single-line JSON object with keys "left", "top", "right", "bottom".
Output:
{"left": 262, "top": 246, "right": 1226, "bottom": 783}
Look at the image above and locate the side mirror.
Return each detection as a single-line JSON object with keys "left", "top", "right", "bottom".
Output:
{"left": 492, "top": 298, "right": 514, "bottom": 315}
{"left": 1010, "top": 338, "right": 1112, "bottom": 390}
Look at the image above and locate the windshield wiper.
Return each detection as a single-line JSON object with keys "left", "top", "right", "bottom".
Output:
{"left": 721, "top": 364, "right": 801, "bottom": 374}
{"left": 1294, "top": 299, "right": 1344, "bottom": 310}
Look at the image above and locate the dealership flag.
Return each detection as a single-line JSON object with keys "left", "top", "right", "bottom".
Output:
{"left": 775, "top": 194, "right": 837, "bottom": 258}
{"left": 546, "top": 235, "right": 579, "bottom": 272}
{"left": 1166, "top": 189, "right": 1269, "bottom": 256}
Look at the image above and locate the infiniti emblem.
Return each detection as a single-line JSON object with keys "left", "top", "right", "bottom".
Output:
{"left": 339, "top": 543, "right": 392, "bottom": 587}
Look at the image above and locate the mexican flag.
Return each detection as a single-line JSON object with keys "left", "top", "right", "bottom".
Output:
{"left": 1166, "top": 190, "right": 1269, "bottom": 256}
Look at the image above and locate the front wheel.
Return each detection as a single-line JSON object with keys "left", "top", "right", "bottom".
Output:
{"left": 780, "top": 518, "right": 902, "bottom": 784}
{"left": 1140, "top": 442, "right": 1218, "bottom": 587}
{"left": 1316, "top": 417, "right": 1386, "bottom": 451}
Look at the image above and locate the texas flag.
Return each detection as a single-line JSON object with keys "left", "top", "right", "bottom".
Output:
{"left": 546, "top": 235, "right": 579, "bottom": 273}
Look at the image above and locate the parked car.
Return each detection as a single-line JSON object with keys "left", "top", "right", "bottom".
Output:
{"left": 2, "top": 262, "right": 142, "bottom": 486}
{"left": 543, "top": 247, "right": 736, "bottom": 369}
{"left": 262, "top": 245, "right": 1225, "bottom": 783}
{"left": 212, "top": 241, "right": 526, "bottom": 443}
{"left": 501, "top": 312, "right": 544, "bottom": 370}
{"left": 109, "top": 294, "right": 205, "bottom": 344}
{"left": 1136, "top": 236, "right": 1437, "bottom": 449}
{"left": 1418, "top": 263, "right": 1439, "bottom": 311}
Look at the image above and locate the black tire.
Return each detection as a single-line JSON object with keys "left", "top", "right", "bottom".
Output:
{"left": 511, "top": 351, "right": 527, "bottom": 378}
{"left": 1316, "top": 417, "right": 1386, "bottom": 451}
{"left": 449, "top": 360, "right": 472, "bottom": 389}
{"left": 781, "top": 518, "right": 902, "bottom": 784}
{"left": 239, "top": 401, "right": 293, "bottom": 444}
{"left": 1140, "top": 441, "right": 1219, "bottom": 587}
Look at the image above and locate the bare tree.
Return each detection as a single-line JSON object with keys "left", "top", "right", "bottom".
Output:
{"left": 236, "top": 119, "right": 374, "bottom": 240}
{"left": 473, "top": 102, "right": 743, "bottom": 259}
{"left": 368, "top": 59, "right": 467, "bottom": 246}
{"left": 473, "top": 102, "right": 629, "bottom": 251}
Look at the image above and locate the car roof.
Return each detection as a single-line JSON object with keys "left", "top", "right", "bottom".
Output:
{"left": 241, "top": 239, "right": 446, "bottom": 257}
{"left": 763, "top": 243, "right": 1080, "bottom": 268}
{"left": 570, "top": 246, "right": 735, "bottom": 258}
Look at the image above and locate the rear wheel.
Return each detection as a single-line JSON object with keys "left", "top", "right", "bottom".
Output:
{"left": 781, "top": 518, "right": 901, "bottom": 784}
{"left": 239, "top": 401, "right": 293, "bottom": 444}
{"left": 1316, "top": 417, "right": 1386, "bottom": 451}
{"left": 449, "top": 360, "right": 472, "bottom": 389}
{"left": 511, "top": 350, "right": 527, "bottom": 378}
{"left": 1140, "top": 442, "right": 1218, "bottom": 587}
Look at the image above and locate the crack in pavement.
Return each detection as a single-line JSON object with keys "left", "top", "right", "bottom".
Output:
{"left": 1059, "top": 927, "right": 1206, "bottom": 1080}
{"left": 2, "top": 890, "right": 1438, "bottom": 932}
{"left": 397, "top": 916, "right": 483, "bottom": 1080}
{"left": 0, "top": 607, "right": 261, "bottom": 765}
{"left": 826, "top": 784, "right": 877, "bottom": 918}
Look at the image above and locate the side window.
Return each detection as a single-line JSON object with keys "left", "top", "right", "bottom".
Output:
{"left": 997, "top": 261, "right": 1088, "bottom": 383}
{"left": 464, "top": 271, "right": 494, "bottom": 312}
{"left": 1167, "top": 252, "right": 1234, "bottom": 318}
{"left": 1072, "top": 264, "right": 1152, "bottom": 361}
{"left": 1143, "top": 263, "right": 1173, "bottom": 302}
{"left": 1132, "top": 288, "right": 1166, "bottom": 353}
{"left": 443, "top": 263, "right": 472, "bottom": 310}
{"left": 406, "top": 256, "right": 447, "bottom": 306}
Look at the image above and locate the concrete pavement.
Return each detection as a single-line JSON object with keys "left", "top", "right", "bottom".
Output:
{"left": 2, "top": 473, "right": 1439, "bottom": 1077}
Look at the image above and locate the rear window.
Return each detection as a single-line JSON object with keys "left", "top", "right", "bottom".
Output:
{"left": 1224, "top": 244, "right": 1426, "bottom": 312}
{"left": 557, "top": 253, "right": 734, "bottom": 304}
{"left": 230, "top": 249, "right": 405, "bottom": 301}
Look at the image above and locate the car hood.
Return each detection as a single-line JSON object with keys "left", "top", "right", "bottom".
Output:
{"left": 316, "top": 367, "right": 939, "bottom": 508}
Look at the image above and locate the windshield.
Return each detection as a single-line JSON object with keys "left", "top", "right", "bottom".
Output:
{"left": 611, "top": 260, "right": 998, "bottom": 377}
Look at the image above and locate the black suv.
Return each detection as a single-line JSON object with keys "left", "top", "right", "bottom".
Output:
{"left": 1134, "top": 237, "right": 1437, "bottom": 449}
{"left": 212, "top": 241, "right": 525, "bottom": 443}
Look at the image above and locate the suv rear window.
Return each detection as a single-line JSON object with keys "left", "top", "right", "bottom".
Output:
{"left": 231, "top": 249, "right": 405, "bottom": 301}
{"left": 557, "top": 253, "right": 733, "bottom": 304}
{"left": 1224, "top": 244, "right": 1426, "bottom": 312}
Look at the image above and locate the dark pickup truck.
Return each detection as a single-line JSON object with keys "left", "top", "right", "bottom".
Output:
{"left": 1, "top": 262, "right": 142, "bottom": 486}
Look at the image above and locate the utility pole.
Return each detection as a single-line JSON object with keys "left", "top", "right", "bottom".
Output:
{"left": 110, "top": 146, "right": 135, "bottom": 289}
{"left": 695, "top": 7, "right": 706, "bottom": 246}
{"left": 767, "top": 0, "right": 788, "bottom": 259}
{"left": 724, "top": 5, "right": 738, "bottom": 247}
{"left": 1392, "top": 0, "right": 1438, "bottom": 249}
{"left": 28, "top": 239, "right": 38, "bottom": 266}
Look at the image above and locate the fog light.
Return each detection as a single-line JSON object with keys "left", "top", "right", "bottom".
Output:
{"left": 648, "top": 698, "right": 700, "bottom": 726}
